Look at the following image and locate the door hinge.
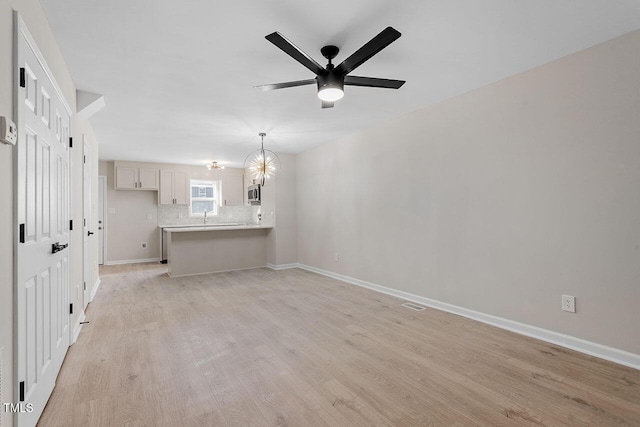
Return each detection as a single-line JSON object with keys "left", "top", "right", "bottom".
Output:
{"left": 83, "top": 218, "right": 86, "bottom": 227}
{"left": 83, "top": 282, "right": 86, "bottom": 291}
{"left": 69, "top": 303, "right": 73, "bottom": 314}
{"left": 19, "top": 67, "right": 25, "bottom": 88}
{"left": 69, "top": 137, "right": 73, "bottom": 148}
{"left": 83, "top": 155, "right": 86, "bottom": 164}
{"left": 19, "top": 381, "right": 25, "bottom": 401}
{"left": 70, "top": 219, "right": 73, "bottom": 230}
{"left": 19, "top": 223, "right": 25, "bottom": 243}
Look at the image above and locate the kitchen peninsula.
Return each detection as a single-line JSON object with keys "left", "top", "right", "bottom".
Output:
{"left": 165, "top": 224, "right": 273, "bottom": 277}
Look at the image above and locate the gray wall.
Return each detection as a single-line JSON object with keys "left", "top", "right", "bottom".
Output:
{"left": 99, "top": 161, "right": 160, "bottom": 262}
{"left": 266, "top": 153, "right": 298, "bottom": 266}
{"left": 296, "top": 30, "right": 640, "bottom": 355}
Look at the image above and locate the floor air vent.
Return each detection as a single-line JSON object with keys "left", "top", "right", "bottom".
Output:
{"left": 402, "top": 302, "right": 426, "bottom": 311}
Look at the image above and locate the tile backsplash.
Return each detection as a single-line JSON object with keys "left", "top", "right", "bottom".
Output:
{"left": 158, "top": 204, "right": 260, "bottom": 226}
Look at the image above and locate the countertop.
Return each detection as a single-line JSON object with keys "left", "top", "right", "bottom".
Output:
{"left": 163, "top": 223, "right": 272, "bottom": 233}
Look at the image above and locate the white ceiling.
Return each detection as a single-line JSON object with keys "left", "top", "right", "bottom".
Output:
{"left": 40, "top": 0, "right": 640, "bottom": 167}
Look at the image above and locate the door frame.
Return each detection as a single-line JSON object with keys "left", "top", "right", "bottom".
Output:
{"left": 13, "top": 12, "right": 74, "bottom": 426}
{"left": 98, "top": 175, "right": 107, "bottom": 265}
{"left": 83, "top": 135, "right": 91, "bottom": 309}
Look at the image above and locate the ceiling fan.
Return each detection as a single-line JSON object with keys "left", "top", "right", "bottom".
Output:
{"left": 255, "top": 27, "right": 406, "bottom": 108}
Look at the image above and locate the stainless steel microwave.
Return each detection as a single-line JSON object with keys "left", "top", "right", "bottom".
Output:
{"left": 247, "top": 184, "right": 261, "bottom": 205}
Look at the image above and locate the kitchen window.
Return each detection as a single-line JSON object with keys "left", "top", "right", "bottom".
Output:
{"left": 190, "top": 179, "right": 220, "bottom": 217}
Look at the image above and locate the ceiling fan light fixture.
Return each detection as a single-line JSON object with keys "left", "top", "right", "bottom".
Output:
{"left": 317, "top": 73, "right": 344, "bottom": 102}
{"left": 206, "top": 161, "right": 225, "bottom": 170}
{"left": 317, "top": 86, "right": 344, "bottom": 102}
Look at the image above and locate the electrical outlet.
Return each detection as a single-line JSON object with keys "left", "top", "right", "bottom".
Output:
{"left": 334, "top": 252, "right": 339, "bottom": 262}
{"left": 562, "top": 295, "right": 576, "bottom": 313}
{"left": 141, "top": 242, "right": 147, "bottom": 248}
{"left": 178, "top": 212, "right": 184, "bottom": 219}
{"left": 146, "top": 213, "right": 153, "bottom": 221}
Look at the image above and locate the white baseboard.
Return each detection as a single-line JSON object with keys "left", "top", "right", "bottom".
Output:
{"left": 72, "top": 312, "right": 86, "bottom": 344}
{"left": 296, "top": 263, "right": 640, "bottom": 371}
{"left": 266, "top": 263, "right": 299, "bottom": 270}
{"left": 104, "top": 257, "right": 161, "bottom": 266}
{"left": 90, "top": 278, "right": 101, "bottom": 302}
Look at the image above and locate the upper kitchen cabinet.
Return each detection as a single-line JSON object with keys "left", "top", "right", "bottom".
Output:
{"left": 160, "top": 170, "right": 188, "bottom": 205}
{"left": 221, "top": 174, "right": 244, "bottom": 206}
{"left": 115, "top": 164, "right": 159, "bottom": 190}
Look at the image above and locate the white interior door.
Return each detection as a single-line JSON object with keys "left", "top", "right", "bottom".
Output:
{"left": 83, "top": 136, "right": 91, "bottom": 309}
{"left": 15, "top": 14, "right": 72, "bottom": 426}
{"left": 98, "top": 176, "right": 106, "bottom": 265}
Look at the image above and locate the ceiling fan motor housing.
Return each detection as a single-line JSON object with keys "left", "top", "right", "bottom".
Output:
{"left": 317, "top": 72, "right": 344, "bottom": 92}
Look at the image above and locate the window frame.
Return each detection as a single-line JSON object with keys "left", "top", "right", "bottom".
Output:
{"left": 189, "top": 179, "right": 221, "bottom": 218}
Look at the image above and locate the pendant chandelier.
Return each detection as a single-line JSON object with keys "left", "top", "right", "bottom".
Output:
{"left": 244, "top": 132, "right": 279, "bottom": 186}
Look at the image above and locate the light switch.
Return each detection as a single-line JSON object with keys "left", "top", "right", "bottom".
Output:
{"left": 0, "top": 116, "right": 17, "bottom": 145}
{"left": 108, "top": 208, "right": 116, "bottom": 214}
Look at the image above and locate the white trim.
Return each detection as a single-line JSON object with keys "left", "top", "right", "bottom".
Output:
{"left": 90, "top": 278, "right": 101, "bottom": 302}
{"left": 266, "top": 262, "right": 299, "bottom": 270}
{"left": 72, "top": 312, "right": 86, "bottom": 344}
{"left": 104, "top": 257, "right": 161, "bottom": 266}
{"left": 98, "top": 175, "right": 107, "bottom": 265}
{"left": 296, "top": 263, "right": 640, "bottom": 371}
{"left": 189, "top": 179, "right": 221, "bottom": 217}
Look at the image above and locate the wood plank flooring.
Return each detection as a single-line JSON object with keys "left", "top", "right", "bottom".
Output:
{"left": 38, "top": 263, "right": 640, "bottom": 426}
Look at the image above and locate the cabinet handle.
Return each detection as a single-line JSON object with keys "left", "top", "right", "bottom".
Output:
{"left": 134, "top": 182, "right": 137, "bottom": 188}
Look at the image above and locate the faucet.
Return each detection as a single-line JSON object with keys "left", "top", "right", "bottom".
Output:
{"left": 204, "top": 210, "right": 208, "bottom": 224}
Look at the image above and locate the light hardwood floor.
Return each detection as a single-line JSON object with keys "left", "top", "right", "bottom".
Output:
{"left": 38, "top": 263, "right": 640, "bottom": 426}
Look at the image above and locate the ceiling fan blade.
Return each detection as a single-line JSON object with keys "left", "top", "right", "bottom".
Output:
{"left": 254, "top": 79, "right": 316, "bottom": 91}
{"left": 265, "top": 32, "right": 325, "bottom": 76}
{"left": 335, "top": 27, "right": 401, "bottom": 75}
{"left": 344, "top": 75, "right": 405, "bottom": 89}
{"left": 321, "top": 101, "right": 334, "bottom": 109}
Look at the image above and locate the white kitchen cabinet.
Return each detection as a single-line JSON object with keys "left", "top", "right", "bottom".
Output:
{"left": 221, "top": 174, "right": 244, "bottom": 206}
{"left": 115, "top": 166, "right": 158, "bottom": 190}
{"left": 160, "top": 170, "right": 188, "bottom": 205}
{"left": 139, "top": 168, "right": 159, "bottom": 189}
{"left": 115, "top": 166, "right": 137, "bottom": 189}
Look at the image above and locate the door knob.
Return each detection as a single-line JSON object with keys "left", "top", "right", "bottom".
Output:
{"left": 87, "top": 231, "right": 94, "bottom": 236}
{"left": 52, "top": 242, "right": 68, "bottom": 254}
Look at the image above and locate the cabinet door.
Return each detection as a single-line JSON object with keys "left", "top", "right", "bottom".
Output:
{"left": 222, "top": 174, "right": 244, "bottom": 206}
{"left": 139, "top": 168, "right": 159, "bottom": 190}
{"left": 173, "top": 172, "right": 188, "bottom": 205}
{"left": 115, "top": 167, "right": 138, "bottom": 190}
{"left": 159, "top": 170, "right": 174, "bottom": 204}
